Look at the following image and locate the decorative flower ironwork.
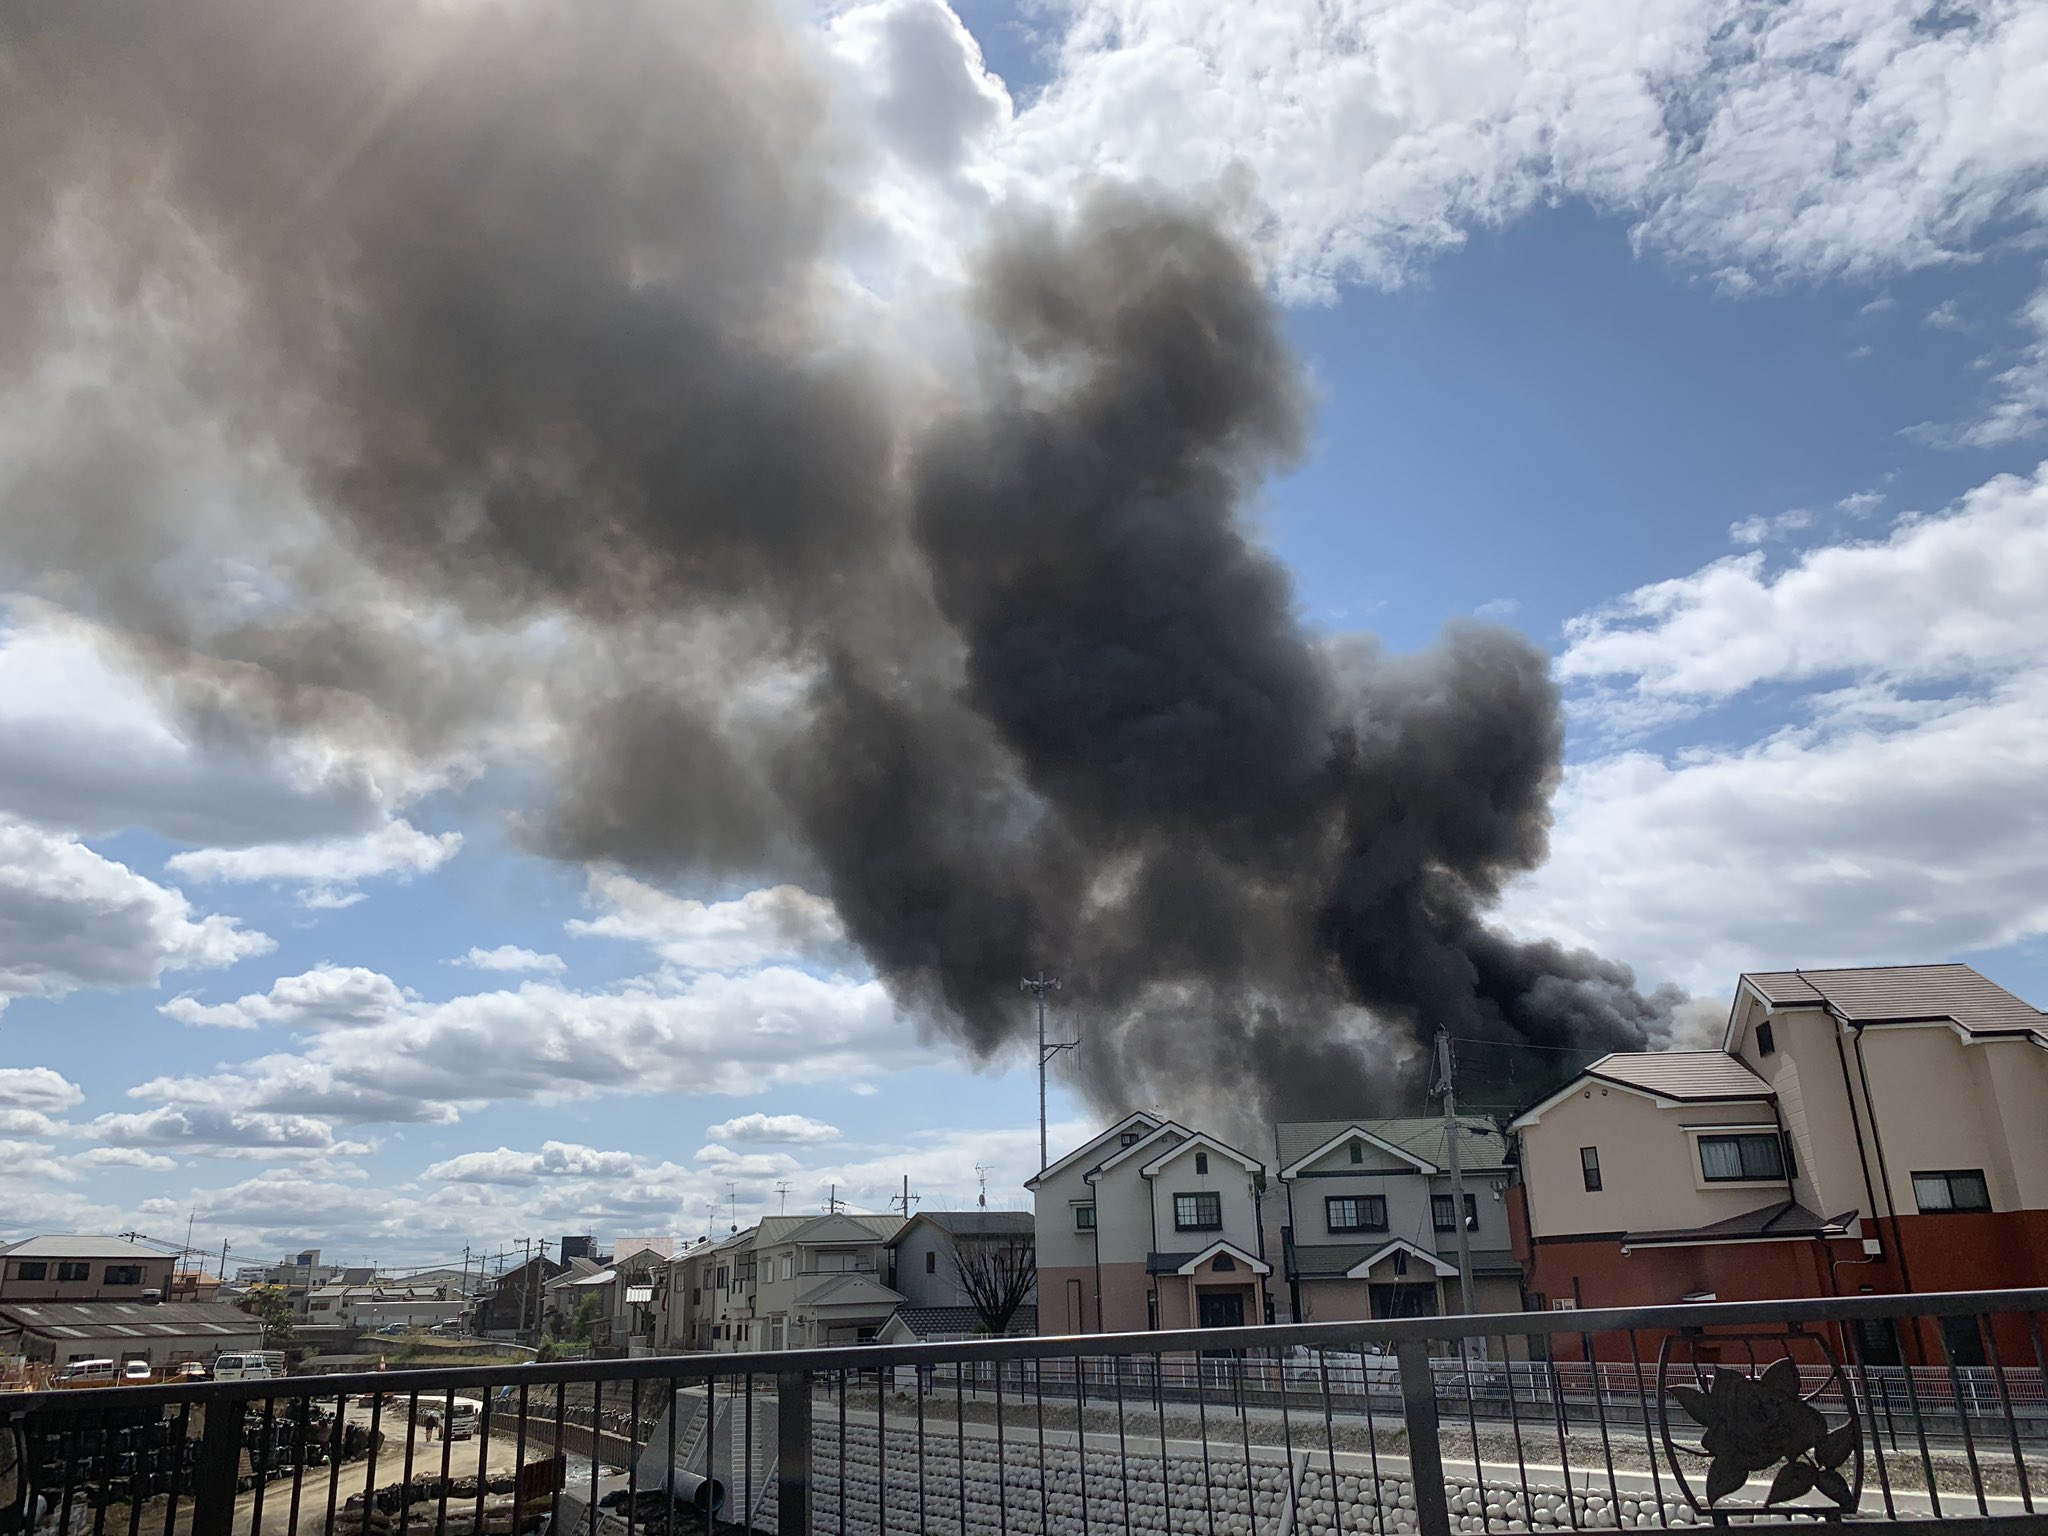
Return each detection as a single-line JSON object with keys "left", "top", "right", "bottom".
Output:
{"left": 1668, "top": 1358, "right": 1859, "bottom": 1509}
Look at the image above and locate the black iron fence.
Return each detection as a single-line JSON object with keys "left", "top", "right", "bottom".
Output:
{"left": 3, "top": 1289, "right": 2045, "bottom": 1536}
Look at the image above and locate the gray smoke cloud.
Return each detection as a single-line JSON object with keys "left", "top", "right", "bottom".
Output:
{"left": 0, "top": 0, "right": 1677, "bottom": 1128}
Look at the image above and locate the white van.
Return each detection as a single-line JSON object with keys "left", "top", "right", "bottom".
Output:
{"left": 445, "top": 1398, "right": 483, "bottom": 1441}
{"left": 58, "top": 1359, "right": 116, "bottom": 1385}
{"left": 213, "top": 1351, "right": 285, "bottom": 1381}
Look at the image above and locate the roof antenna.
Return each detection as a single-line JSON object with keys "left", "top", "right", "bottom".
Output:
{"left": 974, "top": 1164, "right": 989, "bottom": 1210}
{"left": 775, "top": 1181, "right": 791, "bottom": 1215}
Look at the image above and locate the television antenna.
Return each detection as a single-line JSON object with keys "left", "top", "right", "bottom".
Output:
{"left": 775, "top": 1181, "right": 791, "bottom": 1215}
{"left": 974, "top": 1164, "right": 989, "bottom": 1209}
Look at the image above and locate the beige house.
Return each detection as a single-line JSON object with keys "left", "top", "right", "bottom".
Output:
{"left": 1513, "top": 963, "right": 2048, "bottom": 1365}
{"left": 1031, "top": 1113, "right": 1272, "bottom": 1335}
{"left": 1274, "top": 1117, "right": 1519, "bottom": 1325}
{"left": 660, "top": 1213, "right": 906, "bottom": 1352}
{"left": 0, "top": 1236, "right": 176, "bottom": 1302}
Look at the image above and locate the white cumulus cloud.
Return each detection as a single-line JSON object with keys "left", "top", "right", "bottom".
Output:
{"left": 568, "top": 871, "right": 847, "bottom": 972}
{"left": 0, "top": 818, "right": 272, "bottom": 1012}
{"left": 454, "top": 945, "right": 566, "bottom": 974}
{"left": 167, "top": 818, "right": 461, "bottom": 908}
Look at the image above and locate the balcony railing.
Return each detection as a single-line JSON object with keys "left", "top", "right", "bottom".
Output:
{"left": 2, "top": 1288, "right": 2044, "bottom": 1536}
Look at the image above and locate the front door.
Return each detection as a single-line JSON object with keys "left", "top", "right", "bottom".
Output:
{"left": 1198, "top": 1291, "right": 1245, "bottom": 1328}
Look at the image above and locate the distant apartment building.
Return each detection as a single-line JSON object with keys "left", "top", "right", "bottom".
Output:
{"left": 1273, "top": 1116, "right": 1519, "bottom": 1327}
{"left": 0, "top": 1236, "right": 177, "bottom": 1302}
{"left": 1031, "top": 1114, "right": 1272, "bottom": 1335}
{"left": 1512, "top": 963, "right": 2048, "bottom": 1363}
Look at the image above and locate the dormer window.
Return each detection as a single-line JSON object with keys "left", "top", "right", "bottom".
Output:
{"left": 1119, "top": 1131, "right": 1141, "bottom": 1148}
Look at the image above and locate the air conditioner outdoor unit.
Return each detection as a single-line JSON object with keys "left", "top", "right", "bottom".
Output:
{"left": 1552, "top": 1298, "right": 1577, "bottom": 1311}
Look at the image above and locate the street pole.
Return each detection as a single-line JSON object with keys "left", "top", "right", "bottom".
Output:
{"left": 1436, "top": 1028, "right": 1477, "bottom": 1320}
{"left": 1023, "top": 974, "right": 1066, "bottom": 1171}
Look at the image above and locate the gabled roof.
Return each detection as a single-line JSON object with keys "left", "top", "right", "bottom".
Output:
{"left": 1511, "top": 1051, "right": 1771, "bottom": 1127}
{"left": 0, "top": 1234, "right": 168, "bottom": 1261}
{"left": 889, "top": 1211, "right": 1033, "bottom": 1245}
{"left": 1277, "top": 1123, "right": 1438, "bottom": 1178}
{"left": 783, "top": 1212, "right": 904, "bottom": 1246}
{"left": 1733, "top": 963, "right": 2046, "bottom": 1049}
{"left": 1138, "top": 1130, "right": 1264, "bottom": 1179}
{"left": 1157, "top": 1240, "right": 1270, "bottom": 1277}
{"left": 1086, "top": 1120, "right": 1190, "bottom": 1177}
{"left": 1024, "top": 1112, "right": 1163, "bottom": 1189}
{"left": 1273, "top": 1117, "right": 1508, "bottom": 1175}
{"left": 1341, "top": 1239, "right": 1459, "bottom": 1280}
{"left": 1624, "top": 1200, "right": 1858, "bottom": 1249}
{"left": 794, "top": 1273, "right": 904, "bottom": 1310}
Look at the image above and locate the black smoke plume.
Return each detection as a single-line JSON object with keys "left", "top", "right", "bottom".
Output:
{"left": 0, "top": 0, "right": 1676, "bottom": 1128}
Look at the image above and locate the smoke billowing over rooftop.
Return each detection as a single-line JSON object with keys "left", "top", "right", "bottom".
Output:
{"left": 0, "top": 0, "right": 1677, "bottom": 1127}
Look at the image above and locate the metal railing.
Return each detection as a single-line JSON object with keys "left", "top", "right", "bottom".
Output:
{"left": 3, "top": 1289, "right": 2045, "bottom": 1536}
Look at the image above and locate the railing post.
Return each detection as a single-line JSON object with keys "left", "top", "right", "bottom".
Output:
{"left": 777, "top": 1367, "right": 811, "bottom": 1536}
{"left": 191, "top": 1397, "right": 244, "bottom": 1536}
{"left": 1396, "top": 1339, "right": 1452, "bottom": 1536}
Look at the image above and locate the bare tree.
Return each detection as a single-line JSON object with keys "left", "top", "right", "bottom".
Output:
{"left": 952, "top": 1234, "right": 1035, "bottom": 1336}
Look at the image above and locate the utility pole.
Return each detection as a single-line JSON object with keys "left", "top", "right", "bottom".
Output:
{"left": 890, "top": 1176, "right": 919, "bottom": 1218}
{"left": 218, "top": 1239, "right": 230, "bottom": 1282}
{"left": 826, "top": 1183, "right": 844, "bottom": 1215}
{"left": 1434, "top": 1028, "right": 1477, "bottom": 1321}
{"left": 1023, "top": 974, "right": 1070, "bottom": 1171}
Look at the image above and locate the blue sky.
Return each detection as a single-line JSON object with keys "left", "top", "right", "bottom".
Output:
{"left": 2, "top": 0, "right": 2046, "bottom": 1269}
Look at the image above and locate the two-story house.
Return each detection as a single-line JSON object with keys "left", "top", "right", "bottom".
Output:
{"left": 745, "top": 1212, "right": 905, "bottom": 1349}
{"left": 0, "top": 1236, "right": 177, "bottom": 1302}
{"left": 878, "top": 1210, "right": 1037, "bottom": 1342}
{"left": 1274, "top": 1117, "right": 1519, "bottom": 1326}
{"left": 1030, "top": 1114, "right": 1272, "bottom": 1335}
{"left": 1512, "top": 962, "right": 2048, "bottom": 1364}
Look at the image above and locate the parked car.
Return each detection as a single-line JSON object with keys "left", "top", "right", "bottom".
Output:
{"left": 122, "top": 1361, "right": 154, "bottom": 1382}
{"left": 58, "top": 1359, "right": 117, "bottom": 1385}
{"left": 175, "top": 1361, "right": 209, "bottom": 1380}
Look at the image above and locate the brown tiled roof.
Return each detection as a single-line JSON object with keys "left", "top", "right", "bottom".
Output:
{"left": 1743, "top": 963, "right": 2045, "bottom": 1035}
{"left": 1587, "top": 1051, "right": 1772, "bottom": 1101}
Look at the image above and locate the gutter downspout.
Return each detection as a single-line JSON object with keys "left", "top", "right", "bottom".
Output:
{"left": 1850, "top": 1023, "right": 1916, "bottom": 1299}
{"left": 1087, "top": 1170, "right": 1103, "bottom": 1334}
{"left": 1283, "top": 1168, "right": 1303, "bottom": 1323}
{"left": 1829, "top": 1012, "right": 1888, "bottom": 1261}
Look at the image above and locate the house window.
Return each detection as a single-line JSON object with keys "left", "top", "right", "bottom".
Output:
{"left": 1195, "top": 1152, "right": 1209, "bottom": 1175}
{"left": 1214, "top": 1252, "right": 1236, "bottom": 1271}
{"left": 1912, "top": 1170, "right": 1992, "bottom": 1213}
{"left": 1756, "top": 1020, "right": 1776, "bottom": 1057}
{"left": 56, "top": 1262, "right": 90, "bottom": 1282}
{"left": 1580, "top": 1148, "right": 1602, "bottom": 1192}
{"left": 1699, "top": 1134, "right": 1785, "bottom": 1182}
{"left": 1075, "top": 1204, "right": 1096, "bottom": 1231}
{"left": 782, "top": 1255, "right": 794, "bottom": 1281}
{"left": 1326, "top": 1196, "right": 1387, "bottom": 1233}
{"left": 1392, "top": 1249, "right": 1409, "bottom": 1277}
{"left": 1350, "top": 1142, "right": 1363, "bottom": 1164}
{"left": 13, "top": 1262, "right": 46, "bottom": 1281}
{"left": 925, "top": 1251, "right": 937, "bottom": 1274}
{"left": 1174, "top": 1193, "right": 1223, "bottom": 1231}
{"left": 1120, "top": 1131, "right": 1142, "bottom": 1148}
{"left": 1432, "top": 1194, "right": 1479, "bottom": 1232}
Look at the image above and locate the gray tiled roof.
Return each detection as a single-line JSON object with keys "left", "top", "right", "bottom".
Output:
{"left": 1586, "top": 1051, "right": 1772, "bottom": 1101}
{"left": 1273, "top": 1117, "right": 1508, "bottom": 1173}
{"left": 1625, "top": 1200, "right": 1856, "bottom": 1247}
{"left": 1744, "top": 963, "right": 2045, "bottom": 1035}
{"left": 886, "top": 1305, "right": 1037, "bottom": 1339}
{"left": 0, "top": 1301, "right": 261, "bottom": 1340}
